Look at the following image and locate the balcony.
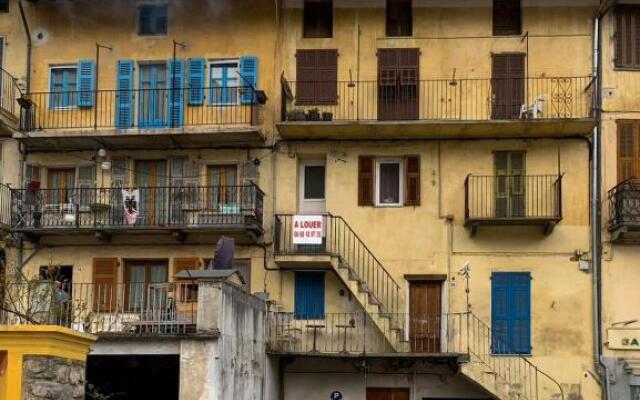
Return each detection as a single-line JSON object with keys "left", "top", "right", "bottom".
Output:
{"left": 608, "top": 178, "right": 640, "bottom": 243}
{"left": 11, "top": 184, "right": 264, "bottom": 244}
{"left": 1, "top": 276, "right": 266, "bottom": 337}
{"left": 464, "top": 174, "right": 563, "bottom": 236}
{"left": 278, "top": 77, "right": 595, "bottom": 140}
{"left": 16, "top": 86, "right": 265, "bottom": 151}
{"left": 0, "top": 68, "right": 22, "bottom": 135}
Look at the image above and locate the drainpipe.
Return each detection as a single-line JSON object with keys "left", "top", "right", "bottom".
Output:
{"left": 592, "top": 2, "right": 615, "bottom": 399}
{"left": 18, "top": 1, "right": 32, "bottom": 93}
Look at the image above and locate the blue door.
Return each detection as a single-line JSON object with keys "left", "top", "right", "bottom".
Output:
{"left": 294, "top": 271, "right": 325, "bottom": 319}
{"left": 491, "top": 272, "right": 531, "bottom": 354}
{"left": 138, "top": 63, "right": 167, "bottom": 128}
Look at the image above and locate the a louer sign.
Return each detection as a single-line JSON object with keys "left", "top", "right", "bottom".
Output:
{"left": 292, "top": 215, "right": 324, "bottom": 245}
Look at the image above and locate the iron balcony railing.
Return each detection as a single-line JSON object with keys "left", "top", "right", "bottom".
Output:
{"left": 465, "top": 175, "right": 563, "bottom": 223}
{"left": 269, "top": 311, "right": 564, "bottom": 400}
{"left": 0, "top": 67, "right": 22, "bottom": 121}
{"left": 11, "top": 184, "right": 264, "bottom": 232}
{"left": 274, "top": 213, "right": 400, "bottom": 316}
{"left": 19, "top": 86, "right": 261, "bottom": 131}
{"left": 608, "top": 178, "right": 640, "bottom": 231}
{"left": 282, "top": 77, "right": 594, "bottom": 122}
{"left": 0, "top": 281, "right": 197, "bottom": 335}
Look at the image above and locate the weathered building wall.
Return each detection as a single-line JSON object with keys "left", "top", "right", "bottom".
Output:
{"left": 21, "top": 355, "right": 85, "bottom": 400}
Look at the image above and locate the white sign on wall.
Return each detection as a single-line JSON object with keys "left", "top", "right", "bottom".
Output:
{"left": 292, "top": 215, "right": 324, "bottom": 244}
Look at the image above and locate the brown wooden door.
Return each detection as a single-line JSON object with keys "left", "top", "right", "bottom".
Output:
{"left": 491, "top": 54, "right": 525, "bottom": 119}
{"left": 378, "top": 49, "right": 419, "bottom": 121}
{"left": 366, "top": 388, "right": 410, "bottom": 400}
{"left": 409, "top": 281, "right": 441, "bottom": 352}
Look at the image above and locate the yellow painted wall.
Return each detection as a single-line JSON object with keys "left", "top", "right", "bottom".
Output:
{"left": 0, "top": 326, "right": 95, "bottom": 400}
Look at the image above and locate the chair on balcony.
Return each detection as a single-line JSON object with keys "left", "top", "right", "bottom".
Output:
{"left": 520, "top": 96, "right": 546, "bottom": 119}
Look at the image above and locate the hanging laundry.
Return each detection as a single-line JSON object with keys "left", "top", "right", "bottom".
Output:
{"left": 122, "top": 189, "right": 139, "bottom": 225}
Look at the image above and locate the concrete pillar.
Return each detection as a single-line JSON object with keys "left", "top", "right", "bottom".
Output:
{"left": 196, "top": 280, "right": 222, "bottom": 334}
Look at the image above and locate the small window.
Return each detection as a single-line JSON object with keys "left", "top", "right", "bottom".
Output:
{"left": 138, "top": 4, "right": 168, "bottom": 36}
{"left": 209, "top": 61, "right": 239, "bottom": 105}
{"left": 303, "top": 1, "right": 333, "bottom": 38}
{"left": 386, "top": 0, "right": 412, "bottom": 37}
{"left": 0, "top": 0, "right": 8, "bottom": 13}
{"left": 376, "top": 159, "right": 403, "bottom": 206}
{"left": 493, "top": 0, "right": 521, "bottom": 36}
{"left": 294, "top": 271, "right": 325, "bottom": 319}
{"left": 49, "top": 66, "right": 77, "bottom": 109}
{"left": 304, "top": 165, "right": 325, "bottom": 200}
{"left": 615, "top": 6, "right": 640, "bottom": 69}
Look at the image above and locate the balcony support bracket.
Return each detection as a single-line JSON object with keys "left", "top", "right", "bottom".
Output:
{"left": 468, "top": 223, "right": 478, "bottom": 237}
{"left": 94, "top": 230, "right": 111, "bottom": 243}
{"left": 543, "top": 221, "right": 557, "bottom": 236}
{"left": 172, "top": 230, "right": 186, "bottom": 243}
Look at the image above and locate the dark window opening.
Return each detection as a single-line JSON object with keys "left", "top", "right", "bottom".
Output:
{"left": 387, "top": 0, "right": 412, "bottom": 37}
{"left": 0, "top": 0, "right": 8, "bottom": 13}
{"left": 86, "top": 355, "right": 179, "bottom": 400}
{"left": 138, "top": 4, "right": 168, "bottom": 36}
{"left": 493, "top": 0, "right": 521, "bottom": 36}
{"left": 304, "top": 1, "right": 333, "bottom": 38}
{"left": 304, "top": 165, "right": 326, "bottom": 200}
{"left": 615, "top": 5, "right": 640, "bottom": 69}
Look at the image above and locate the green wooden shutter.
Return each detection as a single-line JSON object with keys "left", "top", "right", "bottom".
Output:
{"left": 77, "top": 60, "right": 96, "bottom": 107}
{"left": 188, "top": 58, "right": 205, "bottom": 106}
{"left": 115, "top": 60, "right": 134, "bottom": 129}
{"left": 168, "top": 59, "right": 185, "bottom": 127}
{"left": 240, "top": 56, "right": 258, "bottom": 105}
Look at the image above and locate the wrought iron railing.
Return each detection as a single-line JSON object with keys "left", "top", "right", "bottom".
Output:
{"left": 269, "top": 311, "right": 564, "bottom": 400}
{"left": 0, "top": 281, "right": 197, "bottom": 335}
{"left": 608, "top": 178, "right": 640, "bottom": 231}
{"left": 19, "top": 86, "right": 261, "bottom": 131}
{"left": 282, "top": 77, "right": 594, "bottom": 122}
{"left": 274, "top": 214, "right": 400, "bottom": 316}
{"left": 465, "top": 174, "right": 563, "bottom": 222}
{"left": 0, "top": 67, "right": 22, "bottom": 121}
{"left": 11, "top": 184, "right": 264, "bottom": 231}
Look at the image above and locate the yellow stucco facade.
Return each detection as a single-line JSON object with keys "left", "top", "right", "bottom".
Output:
{"left": 0, "top": 1, "right": 617, "bottom": 399}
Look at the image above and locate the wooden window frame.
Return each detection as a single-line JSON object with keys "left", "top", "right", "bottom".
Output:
{"left": 303, "top": 0, "right": 333, "bottom": 39}
{"left": 617, "top": 120, "right": 640, "bottom": 183}
{"left": 138, "top": 3, "right": 168, "bottom": 36}
{"left": 386, "top": 0, "right": 413, "bottom": 38}
{"left": 209, "top": 60, "right": 240, "bottom": 106}
{"left": 49, "top": 65, "right": 78, "bottom": 109}
{"left": 375, "top": 158, "right": 404, "bottom": 207}
{"left": 123, "top": 259, "right": 169, "bottom": 311}
{"left": 492, "top": 0, "right": 522, "bottom": 37}
{"left": 614, "top": 5, "right": 640, "bottom": 70}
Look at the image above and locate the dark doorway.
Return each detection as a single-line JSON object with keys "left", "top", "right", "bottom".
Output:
{"left": 86, "top": 355, "right": 179, "bottom": 400}
{"left": 491, "top": 54, "right": 525, "bottom": 119}
{"left": 409, "top": 280, "right": 442, "bottom": 352}
{"left": 378, "top": 48, "right": 419, "bottom": 121}
{"left": 367, "top": 388, "right": 410, "bottom": 400}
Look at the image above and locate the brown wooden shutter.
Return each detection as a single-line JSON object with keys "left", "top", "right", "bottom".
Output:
{"left": 405, "top": 155, "right": 420, "bottom": 206}
{"left": 493, "top": 0, "right": 521, "bottom": 36}
{"left": 618, "top": 121, "right": 639, "bottom": 182}
{"left": 358, "top": 156, "right": 374, "bottom": 206}
{"left": 92, "top": 258, "right": 117, "bottom": 312}
{"left": 173, "top": 258, "right": 200, "bottom": 278}
{"left": 615, "top": 6, "right": 640, "bottom": 68}
{"left": 295, "top": 49, "right": 337, "bottom": 105}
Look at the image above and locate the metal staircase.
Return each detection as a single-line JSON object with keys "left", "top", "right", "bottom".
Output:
{"left": 273, "top": 213, "right": 564, "bottom": 399}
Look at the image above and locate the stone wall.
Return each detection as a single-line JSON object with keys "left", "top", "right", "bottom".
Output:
{"left": 21, "top": 355, "right": 85, "bottom": 400}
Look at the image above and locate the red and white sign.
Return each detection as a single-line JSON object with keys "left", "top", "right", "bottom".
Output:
{"left": 292, "top": 215, "right": 324, "bottom": 244}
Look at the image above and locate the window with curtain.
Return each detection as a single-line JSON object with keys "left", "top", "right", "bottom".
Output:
{"left": 47, "top": 168, "right": 76, "bottom": 205}
{"left": 49, "top": 67, "right": 77, "bottom": 108}
{"left": 210, "top": 61, "right": 239, "bottom": 105}
{"left": 125, "top": 261, "right": 168, "bottom": 310}
{"left": 207, "top": 165, "right": 237, "bottom": 210}
{"left": 376, "top": 159, "right": 403, "bottom": 206}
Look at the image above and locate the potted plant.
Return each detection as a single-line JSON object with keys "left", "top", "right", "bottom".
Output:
{"left": 322, "top": 111, "right": 333, "bottom": 121}
{"left": 32, "top": 208, "right": 42, "bottom": 228}
{"left": 287, "top": 108, "right": 306, "bottom": 121}
{"left": 306, "top": 108, "right": 320, "bottom": 121}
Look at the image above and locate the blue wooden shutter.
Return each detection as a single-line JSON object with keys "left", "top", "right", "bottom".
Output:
{"left": 239, "top": 56, "right": 258, "bottom": 104}
{"left": 168, "top": 59, "right": 185, "bottom": 127}
{"left": 115, "top": 60, "right": 134, "bottom": 129}
{"left": 294, "top": 271, "right": 325, "bottom": 319}
{"left": 188, "top": 58, "right": 205, "bottom": 106}
{"left": 491, "top": 272, "right": 531, "bottom": 354}
{"left": 77, "top": 60, "right": 96, "bottom": 107}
